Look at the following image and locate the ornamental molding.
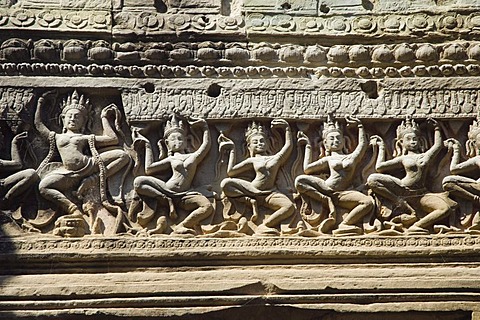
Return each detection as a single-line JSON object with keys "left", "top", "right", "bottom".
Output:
{"left": 3, "top": 38, "right": 480, "bottom": 70}
{"left": 0, "top": 8, "right": 110, "bottom": 31}
{"left": 121, "top": 83, "right": 480, "bottom": 120}
{"left": 2, "top": 63, "right": 480, "bottom": 80}
{"left": 1, "top": 235, "right": 479, "bottom": 264}
{"left": 244, "top": 11, "right": 480, "bottom": 39}
{"left": 0, "top": 8, "right": 480, "bottom": 43}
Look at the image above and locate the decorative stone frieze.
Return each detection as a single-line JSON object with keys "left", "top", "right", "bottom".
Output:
{"left": 2, "top": 0, "right": 480, "bottom": 318}
{"left": 5, "top": 39, "right": 480, "bottom": 72}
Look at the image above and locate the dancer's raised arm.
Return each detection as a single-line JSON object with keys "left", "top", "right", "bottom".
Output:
{"left": 187, "top": 118, "right": 211, "bottom": 166}
{"left": 371, "top": 135, "right": 402, "bottom": 172}
{"left": 271, "top": 119, "right": 293, "bottom": 165}
{"left": 94, "top": 104, "right": 121, "bottom": 147}
{"left": 445, "top": 138, "right": 479, "bottom": 174}
{"left": 424, "top": 118, "right": 443, "bottom": 160}
{"left": 0, "top": 132, "right": 27, "bottom": 171}
{"left": 343, "top": 116, "right": 367, "bottom": 168}
{"left": 34, "top": 95, "right": 52, "bottom": 139}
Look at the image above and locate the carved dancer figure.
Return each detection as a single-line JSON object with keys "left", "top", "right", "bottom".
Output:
{"left": 367, "top": 117, "right": 455, "bottom": 234}
{"left": 34, "top": 91, "right": 130, "bottom": 221}
{"left": 133, "top": 115, "right": 213, "bottom": 235}
{"left": 295, "top": 115, "right": 374, "bottom": 235}
{"left": 0, "top": 130, "right": 39, "bottom": 209}
{"left": 443, "top": 117, "right": 480, "bottom": 230}
{"left": 219, "top": 119, "right": 295, "bottom": 235}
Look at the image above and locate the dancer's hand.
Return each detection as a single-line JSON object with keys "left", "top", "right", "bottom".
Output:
{"left": 188, "top": 117, "right": 208, "bottom": 130}
{"left": 444, "top": 138, "right": 460, "bottom": 151}
{"left": 370, "top": 135, "right": 384, "bottom": 148}
{"left": 345, "top": 115, "right": 362, "bottom": 127}
{"left": 297, "top": 131, "right": 311, "bottom": 146}
{"left": 12, "top": 131, "right": 28, "bottom": 144}
{"left": 218, "top": 132, "right": 234, "bottom": 152}
{"left": 101, "top": 104, "right": 118, "bottom": 119}
{"left": 271, "top": 118, "right": 289, "bottom": 130}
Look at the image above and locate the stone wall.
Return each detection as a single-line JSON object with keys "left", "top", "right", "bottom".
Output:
{"left": 1, "top": 0, "right": 480, "bottom": 318}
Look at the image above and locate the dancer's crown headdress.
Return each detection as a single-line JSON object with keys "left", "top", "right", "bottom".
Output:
{"left": 396, "top": 116, "right": 420, "bottom": 140}
{"left": 321, "top": 114, "right": 342, "bottom": 139}
{"left": 468, "top": 116, "right": 480, "bottom": 141}
{"left": 245, "top": 121, "right": 266, "bottom": 142}
{"left": 61, "top": 90, "right": 89, "bottom": 116}
{"left": 164, "top": 114, "right": 186, "bottom": 138}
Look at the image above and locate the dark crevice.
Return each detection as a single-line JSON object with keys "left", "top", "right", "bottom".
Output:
{"left": 360, "top": 80, "right": 379, "bottom": 99}
{"left": 206, "top": 83, "right": 221, "bottom": 97}
{"left": 143, "top": 82, "right": 155, "bottom": 93}
{"left": 154, "top": 0, "right": 168, "bottom": 13}
{"left": 319, "top": 3, "right": 330, "bottom": 13}
{"left": 280, "top": 2, "right": 291, "bottom": 10}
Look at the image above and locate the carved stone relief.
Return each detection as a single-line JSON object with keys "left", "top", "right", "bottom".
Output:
{"left": 1, "top": 87, "right": 480, "bottom": 239}
{"left": 3, "top": 0, "right": 480, "bottom": 318}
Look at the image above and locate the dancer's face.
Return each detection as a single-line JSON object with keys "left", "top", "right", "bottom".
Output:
{"left": 166, "top": 131, "right": 186, "bottom": 152}
{"left": 248, "top": 133, "right": 267, "bottom": 155}
{"left": 402, "top": 132, "right": 419, "bottom": 152}
{"left": 63, "top": 109, "right": 86, "bottom": 133}
{"left": 324, "top": 131, "right": 344, "bottom": 152}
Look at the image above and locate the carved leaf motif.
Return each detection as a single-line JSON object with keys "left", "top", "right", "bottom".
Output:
{"left": 167, "top": 14, "right": 191, "bottom": 31}
{"left": 37, "top": 10, "right": 62, "bottom": 28}
{"left": 246, "top": 13, "right": 269, "bottom": 31}
{"left": 298, "top": 18, "right": 322, "bottom": 32}
{"left": 466, "top": 13, "right": 480, "bottom": 30}
{"left": 191, "top": 15, "right": 216, "bottom": 30}
{"left": 217, "top": 16, "right": 243, "bottom": 30}
{"left": 10, "top": 9, "right": 35, "bottom": 27}
{"left": 0, "top": 9, "right": 8, "bottom": 26}
{"left": 438, "top": 13, "right": 462, "bottom": 31}
{"left": 380, "top": 15, "right": 405, "bottom": 33}
{"left": 113, "top": 12, "right": 136, "bottom": 29}
{"left": 406, "top": 13, "right": 434, "bottom": 32}
{"left": 327, "top": 17, "right": 351, "bottom": 33}
{"left": 90, "top": 12, "right": 109, "bottom": 29}
{"left": 270, "top": 14, "right": 295, "bottom": 32}
{"left": 137, "top": 12, "right": 163, "bottom": 31}
{"left": 353, "top": 16, "right": 376, "bottom": 33}
{"left": 64, "top": 12, "right": 88, "bottom": 29}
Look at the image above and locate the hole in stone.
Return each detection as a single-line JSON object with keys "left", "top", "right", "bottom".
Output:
{"left": 360, "top": 81, "right": 378, "bottom": 99}
{"left": 280, "top": 2, "right": 291, "bottom": 10}
{"left": 207, "top": 83, "right": 221, "bottom": 98}
{"left": 143, "top": 82, "right": 155, "bottom": 93}
{"left": 362, "top": 0, "right": 373, "bottom": 10}
{"left": 154, "top": 0, "right": 167, "bottom": 13}
{"left": 201, "top": 16, "right": 209, "bottom": 23}
{"left": 319, "top": 4, "right": 330, "bottom": 13}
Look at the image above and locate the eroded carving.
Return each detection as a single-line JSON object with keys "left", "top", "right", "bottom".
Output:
{"left": 443, "top": 117, "right": 480, "bottom": 232}
{"left": 34, "top": 90, "right": 130, "bottom": 236}
{"left": 218, "top": 119, "right": 295, "bottom": 236}
{"left": 367, "top": 117, "right": 456, "bottom": 235}
{"left": 0, "top": 129, "right": 39, "bottom": 234}
{"left": 295, "top": 115, "right": 374, "bottom": 236}
{"left": 0, "top": 96, "right": 478, "bottom": 238}
{"left": 129, "top": 114, "right": 214, "bottom": 236}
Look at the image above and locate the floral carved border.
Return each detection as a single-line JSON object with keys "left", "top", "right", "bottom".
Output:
{"left": 245, "top": 12, "right": 480, "bottom": 38}
{"left": 1, "top": 235, "right": 479, "bottom": 258}
{"left": 0, "top": 8, "right": 111, "bottom": 31}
